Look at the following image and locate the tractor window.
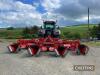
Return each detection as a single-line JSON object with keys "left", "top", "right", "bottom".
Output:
{"left": 45, "top": 24, "right": 54, "bottom": 29}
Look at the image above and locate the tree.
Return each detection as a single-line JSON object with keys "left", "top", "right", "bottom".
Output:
{"left": 22, "top": 26, "right": 39, "bottom": 38}
{"left": 22, "top": 27, "right": 30, "bottom": 38}
{"left": 22, "top": 27, "right": 30, "bottom": 34}
{"left": 97, "top": 23, "right": 100, "bottom": 39}
{"left": 90, "top": 26, "right": 97, "bottom": 38}
{"left": 90, "top": 23, "right": 100, "bottom": 39}
{"left": 30, "top": 25, "right": 39, "bottom": 34}
{"left": 7, "top": 27, "right": 14, "bottom": 30}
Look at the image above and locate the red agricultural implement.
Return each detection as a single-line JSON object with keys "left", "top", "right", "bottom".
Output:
{"left": 7, "top": 21, "right": 89, "bottom": 57}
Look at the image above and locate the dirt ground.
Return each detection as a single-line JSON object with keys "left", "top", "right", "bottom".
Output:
{"left": 0, "top": 39, "right": 100, "bottom": 75}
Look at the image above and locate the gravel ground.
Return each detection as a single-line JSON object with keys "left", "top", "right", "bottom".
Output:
{"left": 0, "top": 39, "right": 100, "bottom": 75}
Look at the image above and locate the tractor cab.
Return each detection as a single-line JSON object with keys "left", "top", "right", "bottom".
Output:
{"left": 43, "top": 21, "right": 56, "bottom": 30}
{"left": 39, "top": 21, "right": 60, "bottom": 38}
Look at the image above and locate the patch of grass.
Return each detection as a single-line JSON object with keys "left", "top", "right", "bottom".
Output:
{"left": 0, "top": 24, "right": 96, "bottom": 39}
{"left": 60, "top": 24, "right": 96, "bottom": 38}
{"left": 0, "top": 28, "right": 23, "bottom": 39}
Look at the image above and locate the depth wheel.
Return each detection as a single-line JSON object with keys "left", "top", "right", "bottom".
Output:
{"left": 83, "top": 46, "right": 89, "bottom": 55}
{"left": 78, "top": 44, "right": 89, "bottom": 55}
{"left": 27, "top": 45, "right": 39, "bottom": 56}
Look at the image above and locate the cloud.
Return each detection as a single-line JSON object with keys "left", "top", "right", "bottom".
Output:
{"left": 0, "top": 0, "right": 42, "bottom": 28}
{"left": 0, "top": 0, "right": 14, "bottom": 11}
{"left": 1, "top": 0, "right": 100, "bottom": 28}
{"left": 41, "top": 0, "right": 100, "bottom": 25}
{"left": 33, "top": 2, "right": 40, "bottom": 7}
{"left": 53, "top": 0, "right": 87, "bottom": 20}
{"left": 41, "top": 0, "right": 61, "bottom": 11}
{"left": 53, "top": 0, "right": 100, "bottom": 22}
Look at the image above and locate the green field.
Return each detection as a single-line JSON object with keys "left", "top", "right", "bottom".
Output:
{"left": 0, "top": 28, "right": 23, "bottom": 39}
{"left": 0, "top": 24, "right": 96, "bottom": 39}
{"left": 61, "top": 24, "right": 95, "bottom": 39}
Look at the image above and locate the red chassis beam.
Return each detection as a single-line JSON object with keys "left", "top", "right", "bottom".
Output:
{"left": 7, "top": 36, "right": 89, "bottom": 57}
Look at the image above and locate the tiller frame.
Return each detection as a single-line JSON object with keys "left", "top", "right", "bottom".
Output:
{"left": 8, "top": 36, "right": 89, "bottom": 57}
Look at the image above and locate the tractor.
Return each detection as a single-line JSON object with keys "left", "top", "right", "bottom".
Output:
{"left": 38, "top": 20, "right": 60, "bottom": 38}
{"left": 7, "top": 20, "right": 89, "bottom": 57}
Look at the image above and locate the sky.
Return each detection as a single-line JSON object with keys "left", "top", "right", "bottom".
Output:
{"left": 0, "top": 0, "right": 100, "bottom": 28}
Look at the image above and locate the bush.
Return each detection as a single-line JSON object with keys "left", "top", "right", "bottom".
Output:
{"left": 90, "top": 23, "right": 100, "bottom": 39}
{"left": 22, "top": 26, "right": 39, "bottom": 38}
{"left": 7, "top": 27, "right": 14, "bottom": 30}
